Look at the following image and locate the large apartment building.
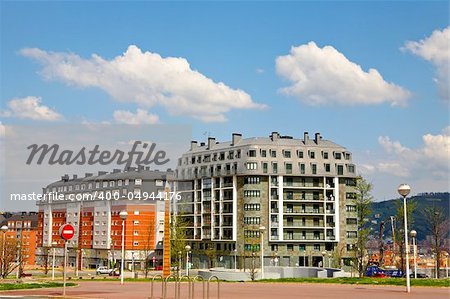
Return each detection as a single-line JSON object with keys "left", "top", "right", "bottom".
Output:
{"left": 36, "top": 167, "right": 173, "bottom": 270}
{"left": 175, "top": 132, "right": 358, "bottom": 268}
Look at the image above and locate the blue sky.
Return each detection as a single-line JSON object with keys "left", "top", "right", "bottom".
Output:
{"left": 1, "top": 1, "right": 449, "bottom": 202}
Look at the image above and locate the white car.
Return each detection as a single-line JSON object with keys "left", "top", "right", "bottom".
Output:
{"left": 96, "top": 266, "right": 113, "bottom": 275}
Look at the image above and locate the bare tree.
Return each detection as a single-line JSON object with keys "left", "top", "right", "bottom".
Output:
{"left": 352, "top": 177, "right": 373, "bottom": 277}
{"left": 0, "top": 236, "right": 24, "bottom": 278}
{"left": 170, "top": 215, "right": 188, "bottom": 275}
{"left": 423, "top": 205, "right": 450, "bottom": 278}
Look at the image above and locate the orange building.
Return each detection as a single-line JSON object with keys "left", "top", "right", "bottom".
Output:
{"left": 36, "top": 168, "right": 172, "bottom": 270}
{"left": 1, "top": 212, "right": 38, "bottom": 270}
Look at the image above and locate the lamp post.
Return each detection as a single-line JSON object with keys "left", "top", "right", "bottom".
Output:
{"left": 410, "top": 230, "right": 417, "bottom": 279}
{"left": 321, "top": 251, "right": 326, "bottom": 268}
{"left": 119, "top": 210, "right": 128, "bottom": 285}
{"left": 259, "top": 226, "right": 266, "bottom": 279}
{"left": 1, "top": 225, "right": 8, "bottom": 278}
{"left": 16, "top": 244, "right": 21, "bottom": 279}
{"left": 185, "top": 245, "right": 191, "bottom": 277}
{"left": 398, "top": 184, "right": 411, "bottom": 293}
{"left": 444, "top": 252, "right": 449, "bottom": 279}
{"left": 328, "top": 253, "right": 332, "bottom": 268}
{"left": 233, "top": 249, "right": 237, "bottom": 271}
{"left": 52, "top": 241, "right": 57, "bottom": 280}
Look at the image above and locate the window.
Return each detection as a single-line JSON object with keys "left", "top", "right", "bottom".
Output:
{"left": 323, "top": 152, "right": 328, "bottom": 159}
{"left": 346, "top": 218, "right": 357, "bottom": 225}
{"left": 297, "top": 151, "right": 304, "bottom": 158}
{"left": 311, "top": 163, "right": 317, "bottom": 174}
{"left": 346, "top": 205, "right": 356, "bottom": 212}
{"left": 271, "top": 150, "right": 277, "bottom": 158}
{"left": 283, "top": 150, "right": 291, "bottom": 158}
{"left": 272, "top": 162, "right": 278, "bottom": 174}
{"left": 248, "top": 150, "right": 257, "bottom": 157}
{"left": 262, "top": 162, "right": 268, "bottom": 174}
{"left": 243, "top": 217, "right": 260, "bottom": 224}
{"left": 271, "top": 244, "right": 279, "bottom": 251}
{"left": 348, "top": 164, "right": 355, "bottom": 173}
{"left": 261, "top": 150, "right": 267, "bottom": 157}
{"left": 287, "top": 244, "right": 294, "bottom": 251}
{"left": 244, "top": 230, "right": 260, "bottom": 237}
{"left": 325, "top": 164, "right": 331, "bottom": 172}
{"left": 244, "top": 190, "right": 260, "bottom": 197}
{"left": 347, "top": 231, "right": 357, "bottom": 238}
{"left": 286, "top": 231, "right": 294, "bottom": 240}
{"left": 135, "top": 179, "right": 142, "bottom": 186}
{"left": 134, "top": 220, "right": 140, "bottom": 225}
{"left": 134, "top": 210, "right": 139, "bottom": 215}
{"left": 314, "top": 244, "right": 320, "bottom": 251}
{"left": 335, "top": 152, "right": 342, "bottom": 160}
{"left": 285, "top": 163, "right": 292, "bottom": 174}
{"left": 245, "top": 177, "right": 260, "bottom": 184}
{"left": 118, "top": 180, "right": 123, "bottom": 186}
{"left": 134, "top": 231, "right": 139, "bottom": 236}
{"left": 102, "top": 182, "right": 108, "bottom": 188}
{"left": 246, "top": 162, "right": 258, "bottom": 170}
{"left": 124, "top": 179, "right": 129, "bottom": 186}
{"left": 109, "top": 181, "right": 115, "bottom": 187}
{"left": 345, "top": 153, "right": 351, "bottom": 160}
{"left": 299, "top": 163, "right": 305, "bottom": 174}
{"left": 244, "top": 203, "right": 260, "bottom": 211}
{"left": 309, "top": 151, "right": 315, "bottom": 159}
{"left": 133, "top": 241, "right": 139, "bottom": 246}
{"left": 337, "top": 165, "right": 344, "bottom": 175}
{"left": 299, "top": 244, "right": 306, "bottom": 252}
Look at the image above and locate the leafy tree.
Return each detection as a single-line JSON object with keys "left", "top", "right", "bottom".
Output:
{"left": 352, "top": 177, "right": 373, "bottom": 277}
{"left": 423, "top": 205, "right": 450, "bottom": 278}
{"left": 170, "top": 215, "right": 188, "bottom": 277}
{"left": 0, "top": 236, "right": 24, "bottom": 278}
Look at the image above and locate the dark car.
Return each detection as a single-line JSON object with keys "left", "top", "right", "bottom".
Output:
{"left": 384, "top": 269, "right": 404, "bottom": 278}
{"left": 407, "top": 272, "right": 429, "bottom": 278}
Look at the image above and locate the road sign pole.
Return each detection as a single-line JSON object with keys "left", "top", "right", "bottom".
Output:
{"left": 63, "top": 240, "right": 67, "bottom": 296}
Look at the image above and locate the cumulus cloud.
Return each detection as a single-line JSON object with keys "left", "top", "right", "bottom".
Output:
{"left": 20, "top": 45, "right": 266, "bottom": 122}
{"left": 361, "top": 127, "right": 450, "bottom": 179}
{"left": 1, "top": 96, "right": 63, "bottom": 121}
{"left": 402, "top": 27, "right": 449, "bottom": 101}
{"left": 113, "top": 108, "right": 159, "bottom": 124}
{"left": 275, "top": 42, "right": 411, "bottom": 106}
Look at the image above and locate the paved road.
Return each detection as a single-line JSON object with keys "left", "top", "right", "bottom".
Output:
{"left": 0, "top": 281, "right": 449, "bottom": 299}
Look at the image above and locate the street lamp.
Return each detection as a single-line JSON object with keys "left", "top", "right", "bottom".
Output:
{"left": 444, "top": 252, "right": 449, "bottom": 279}
{"left": 398, "top": 184, "right": 411, "bottom": 293}
{"left": 185, "top": 245, "right": 191, "bottom": 277}
{"left": 259, "top": 226, "right": 266, "bottom": 279}
{"left": 321, "top": 251, "right": 326, "bottom": 268}
{"left": 410, "top": 230, "right": 417, "bottom": 279}
{"left": 119, "top": 210, "right": 128, "bottom": 285}
{"left": 328, "top": 253, "right": 332, "bottom": 268}
{"left": 52, "top": 241, "right": 57, "bottom": 280}
{"left": 233, "top": 249, "right": 237, "bottom": 271}
{"left": 1, "top": 225, "right": 8, "bottom": 278}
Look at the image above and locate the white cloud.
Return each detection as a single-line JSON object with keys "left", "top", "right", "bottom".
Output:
{"left": 20, "top": 45, "right": 266, "bottom": 122}
{"left": 402, "top": 27, "right": 449, "bottom": 101}
{"left": 358, "top": 127, "right": 450, "bottom": 198}
{"left": 113, "top": 108, "right": 159, "bottom": 124}
{"left": 1, "top": 96, "right": 63, "bottom": 121}
{"left": 275, "top": 41, "right": 411, "bottom": 106}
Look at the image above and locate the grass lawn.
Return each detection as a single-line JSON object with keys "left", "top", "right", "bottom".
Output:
{"left": 257, "top": 277, "right": 450, "bottom": 287}
{"left": 0, "top": 282, "right": 77, "bottom": 291}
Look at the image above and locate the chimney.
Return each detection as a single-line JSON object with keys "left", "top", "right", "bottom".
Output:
{"left": 207, "top": 137, "right": 216, "bottom": 150}
{"left": 73, "top": 174, "right": 78, "bottom": 179}
{"left": 137, "top": 165, "right": 144, "bottom": 172}
{"left": 270, "top": 132, "right": 280, "bottom": 141}
{"left": 190, "top": 141, "right": 198, "bottom": 151}
{"left": 85, "top": 173, "right": 93, "bottom": 177}
{"left": 315, "top": 132, "right": 321, "bottom": 144}
{"left": 113, "top": 169, "right": 121, "bottom": 173}
{"left": 98, "top": 171, "right": 107, "bottom": 176}
{"left": 61, "top": 174, "right": 69, "bottom": 182}
{"left": 304, "top": 132, "right": 309, "bottom": 144}
{"left": 200, "top": 142, "right": 205, "bottom": 147}
{"left": 145, "top": 166, "right": 150, "bottom": 171}
{"left": 232, "top": 133, "right": 242, "bottom": 145}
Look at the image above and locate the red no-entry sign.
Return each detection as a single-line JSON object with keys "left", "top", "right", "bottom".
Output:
{"left": 59, "top": 223, "right": 75, "bottom": 241}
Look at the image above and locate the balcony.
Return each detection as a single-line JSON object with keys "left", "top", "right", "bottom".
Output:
{"left": 270, "top": 235, "right": 279, "bottom": 240}
{"left": 270, "top": 208, "right": 279, "bottom": 213}
{"left": 271, "top": 222, "right": 279, "bottom": 228}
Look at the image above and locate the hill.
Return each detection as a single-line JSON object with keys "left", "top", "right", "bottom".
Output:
{"left": 370, "top": 192, "right": 449, "bottom": 241}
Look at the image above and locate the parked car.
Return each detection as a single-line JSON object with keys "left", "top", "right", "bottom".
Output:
{"left": 109, "top": 268, "right": 120, "bottom": 276}
{"left": 96, "top": 266, "right": 113, "bottom": 275}
{"left": 384, "top": 269, "right": 404, "bottom": 278}
{"left": 366, "top": 265, "right": 385, "bottom": 277}
{"left": 407, "top": 272, "right": 429, "bottom": 278}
